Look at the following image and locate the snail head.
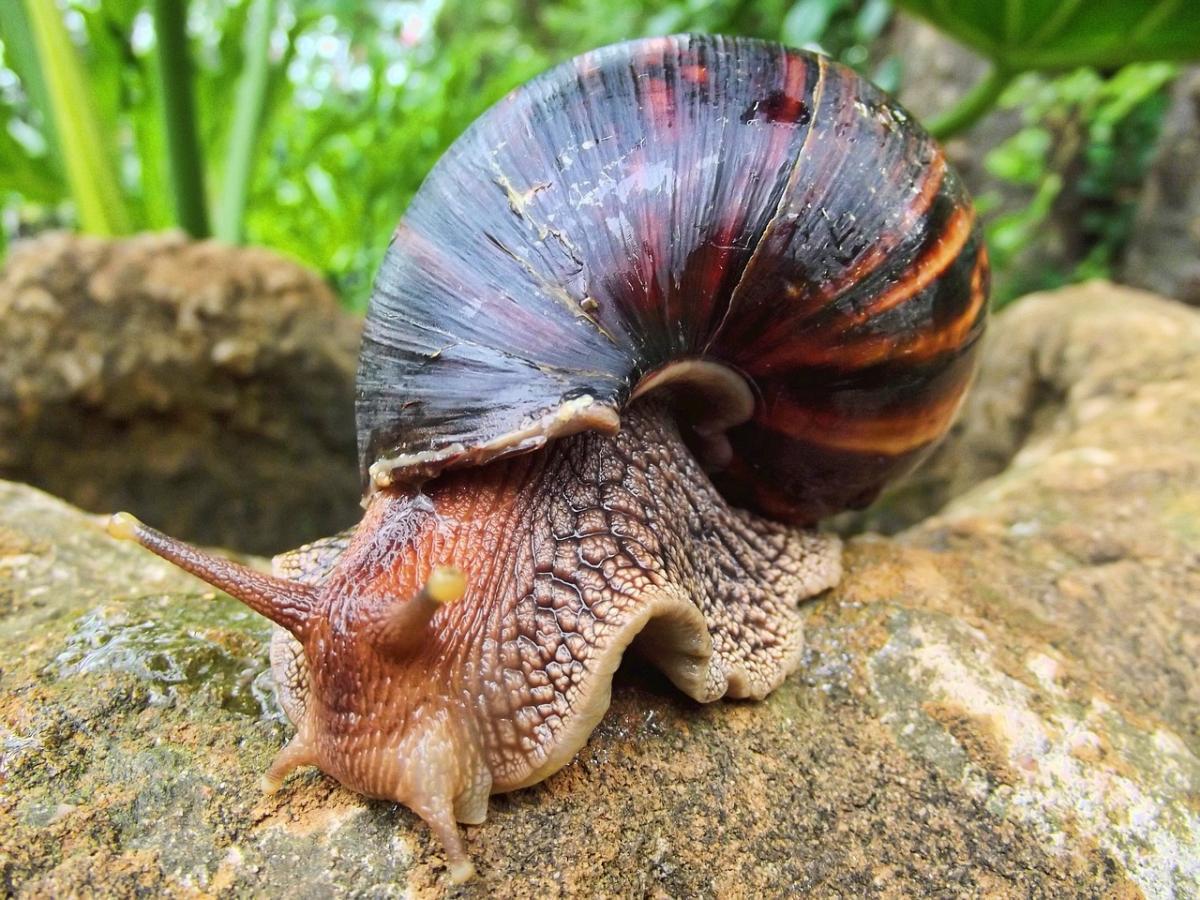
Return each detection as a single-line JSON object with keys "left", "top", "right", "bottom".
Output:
{"left": 108, "top": 483, "right": 502, "bottom": 884}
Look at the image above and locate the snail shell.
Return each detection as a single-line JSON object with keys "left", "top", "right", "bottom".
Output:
{"left": 110, "top": 34, "right": 988, "bottom": 883}
{"left": 359, "top": 33, "right": 987, "bottom": 521}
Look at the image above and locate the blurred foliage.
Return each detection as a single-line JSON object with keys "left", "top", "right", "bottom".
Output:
{"left": 152, "top": 0, "right": 212, "bottom": 236}
{"left": 896, "top": 0, "right": 1200, "bottom": 71}
{"left": 0, "top": 0, "right": 895, "bottom": 309}
{"left": 5, "top": 0, "right": 130, "bottom": 235}
{"left": 978, "top": 62, "right": 1178, "bottom": 306}
{"left": 895, "top": 0, "right": 1199, "bottom": 138}
{"left": 0, "top": 0, "right": 1193, "bottom": 312}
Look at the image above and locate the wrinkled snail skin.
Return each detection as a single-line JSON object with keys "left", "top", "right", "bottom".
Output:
{"left": 107, "top": 34, "right": 987, "bottom": 884}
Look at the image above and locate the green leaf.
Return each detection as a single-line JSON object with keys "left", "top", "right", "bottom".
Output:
{"left": 871, "top": 55, "right": 902, "bottom": 94}
{"left": 854, "top": 0, "right": 893, "bottom": 44}
{"left": 0, "top": 117, "right": 63, "bottom": 201}
{"left": 214, "top": 0, "right": 278, "bottom": 244}
{"left": 1091, "top": 62, "right": 1177, "bottom": 128}
{"left": 126, "top": 51, "right": 175, "bottom": 231}
{"left": 0, "top": 0, "right": 61, "bottom": 176}
{"left": 984, "top": 173, "right": 1062, "bottom": 280}
{"left": 152, "top": 0, "right": 211, "bottom": 238}
{"left": 927, "top": 66, "right": 1016, "bottom": 138}
{"left": 783, "top": 0, "right": 847, "bottom": 47}
{"left": 21, "top": 0, "right": 131, "bottom": 235}
{"left": 984, "top": 126, "right": 1053, "bottom": 184}
{"left": 894, "top": 0, "right": 1200, "bottom": 71}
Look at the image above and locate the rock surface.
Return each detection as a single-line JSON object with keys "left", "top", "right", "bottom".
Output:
{"left": 1, "top": 282, "right": 1198, "bottom": 897}
{"left": 0, "top": 232, "right": 362, "bottom": 555}
{"left": 1123, "top": 67, "right": 1200, "bottom": 306}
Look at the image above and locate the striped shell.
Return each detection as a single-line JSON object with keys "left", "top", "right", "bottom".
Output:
{"left": 357, "top": 33, "right": 988, "bottom": 524}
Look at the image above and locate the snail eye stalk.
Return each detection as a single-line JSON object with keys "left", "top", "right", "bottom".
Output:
{"left": 372, "top": 564, "right": 468, "bottom": 656}
{"left": 107, "top": 512, "right": 318, "bottom": 638}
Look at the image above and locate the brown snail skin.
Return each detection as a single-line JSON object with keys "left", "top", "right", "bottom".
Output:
{"left": 107, "top": 34, "right": 988, "bottom": 883}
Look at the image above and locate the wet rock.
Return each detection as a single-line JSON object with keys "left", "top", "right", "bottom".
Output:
{"left": 1, "top": 282, "right": 1198, "bottom": 896}
{"left": 0, "top": 231, "right": 361, "bottom": 555}
{"left": 1123, "top": 67, "right": 1200, "bottom": 305}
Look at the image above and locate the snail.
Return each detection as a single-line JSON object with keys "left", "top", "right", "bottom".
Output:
{"left": 107, "top": 34, "right": 987, "bottom": 883}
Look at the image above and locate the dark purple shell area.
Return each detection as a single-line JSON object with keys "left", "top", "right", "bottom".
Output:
{"left": 357, "top": 33, "right": 988, "bottom": 524}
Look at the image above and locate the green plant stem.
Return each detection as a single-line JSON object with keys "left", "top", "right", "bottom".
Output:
{"left": 927, "top": 65, "right": 1017, "bottom": 140}
{"left": 215, "top": 0, "right": 277, "bottom": 244}
{"left": 0, "top": 1, "right": 61, "bottom": 176}
{"left": 21, "top": 0, "right": 131, "bottom": 235}
{"left": 152, "top": 0, "right": 210, "bottom": 238}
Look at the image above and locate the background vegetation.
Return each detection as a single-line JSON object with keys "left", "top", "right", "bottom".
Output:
{"left": 0, "top": 0, "right": 1195, "bottom": 309}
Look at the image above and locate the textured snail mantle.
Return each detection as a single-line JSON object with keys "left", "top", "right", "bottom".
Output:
{"left": 107, "top": 35, "right": 987, "bottom": 882}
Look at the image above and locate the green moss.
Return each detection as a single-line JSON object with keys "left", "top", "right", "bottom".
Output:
{"left": 50, "top": 594, "right": 275, "bottom": 719}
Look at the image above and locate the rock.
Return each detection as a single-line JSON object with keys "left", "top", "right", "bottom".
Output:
{"left": 1, "top": 282, "right": 1198, "bottom": 896}
{"left": 1122, "top": 67, "right": 1200, "bottom": 305}
{"left": 0, "top": 232, "right": 362, "bottom": 555}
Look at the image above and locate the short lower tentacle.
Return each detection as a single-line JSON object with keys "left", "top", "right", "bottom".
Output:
{"left": 261, "top": 735, "right": 317, "bottom": 793}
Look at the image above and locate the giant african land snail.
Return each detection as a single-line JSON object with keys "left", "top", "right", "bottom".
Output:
{"left": 109, "top": 33, "right": 988, "bottom": 882}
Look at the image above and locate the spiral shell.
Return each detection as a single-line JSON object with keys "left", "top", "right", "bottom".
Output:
{"left": 357, "top": 33, "right": 988, "bottom": 523}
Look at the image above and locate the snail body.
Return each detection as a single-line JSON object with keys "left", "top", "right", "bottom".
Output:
{"left": 110, "top": 34, "right": 987, "bottom": 882}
